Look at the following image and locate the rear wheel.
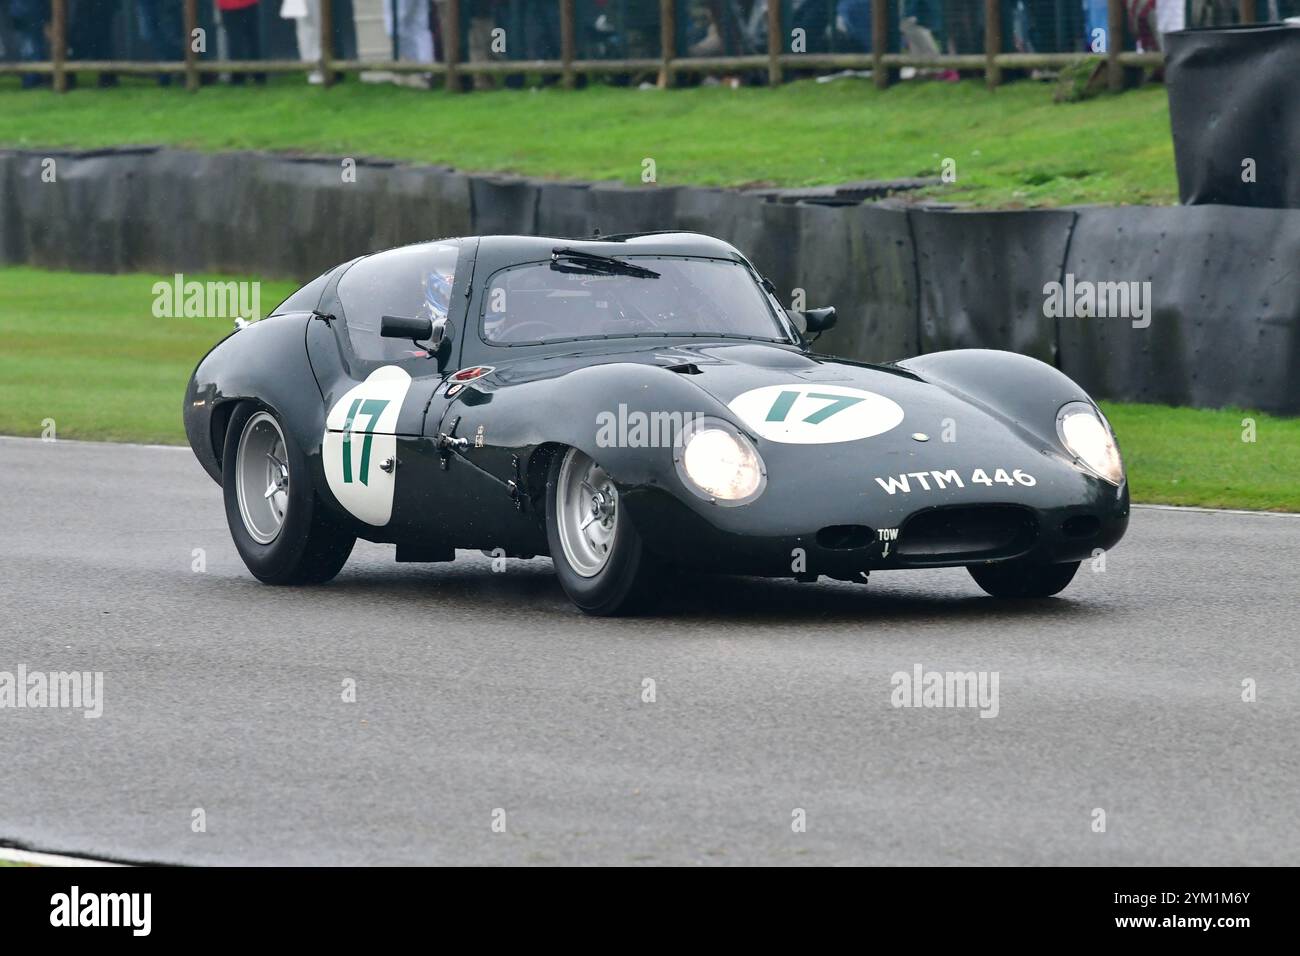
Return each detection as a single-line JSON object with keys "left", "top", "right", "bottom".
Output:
{"left": 968, "top": 558, "right": 1080, "bottom": 598}
{"left": 545, "top": 447, "right": 661, "bottom": 615}
{"left": 223, "top": 403, "right": 355, "bottom": 585}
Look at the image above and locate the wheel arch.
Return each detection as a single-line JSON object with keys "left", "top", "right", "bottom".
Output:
{"left": 184, "top": 314, "right": 326, "bottom": 485}
{"left": 484, "top": 362, "right": 738, "bottom": 494}
{"left": 524, "top": 442, "right": 567, "bottom": 510}
{"left": 897, "top": 348, "right": 1099, "bottom": 448}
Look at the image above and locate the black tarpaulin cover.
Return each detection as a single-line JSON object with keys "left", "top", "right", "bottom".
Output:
{"left": 1165, "top": 23, "right": 1300, "bottom": 209}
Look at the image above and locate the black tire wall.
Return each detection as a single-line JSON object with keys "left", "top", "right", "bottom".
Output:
{"left": 1, "top": 147, "right": 1296, "bottom": 413}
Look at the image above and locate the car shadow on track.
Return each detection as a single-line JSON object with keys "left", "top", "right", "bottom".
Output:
{"left": 658, "top": 574, "right": 1094, "bottom": 626}
{"left": 319, "top": 553, "right": 1099, "bottom": 627}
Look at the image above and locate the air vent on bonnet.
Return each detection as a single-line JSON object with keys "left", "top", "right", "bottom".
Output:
{"left": 702, "top": 344, "right": 816, "bottom": 369}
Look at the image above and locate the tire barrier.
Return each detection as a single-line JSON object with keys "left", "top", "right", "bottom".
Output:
{"left": 910, "top": 209, "right": 1075, "bottom": 364}
{"left": 1, "top": 147, "right": 1296, "bottom": 413}
{"left": 1056, "top": 205, "right": 1300, "bottom": 413}
{"left": 1166, "top": 25, "right": 1300, "bottom": 209}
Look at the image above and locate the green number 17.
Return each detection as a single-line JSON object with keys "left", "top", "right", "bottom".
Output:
{"left": 766, "top": 390, "right": 863, "bottom": 425}
{"left": 341, "top": 398, "right": 390, "bottom": 485}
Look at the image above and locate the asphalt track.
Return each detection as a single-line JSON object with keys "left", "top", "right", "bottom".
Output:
{"left": 1, "top": 436, "right": 1297, "bottom": 866}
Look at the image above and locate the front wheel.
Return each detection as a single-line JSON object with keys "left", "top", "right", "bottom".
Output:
{"left": 545, "top": 447, "right": 661, "bottom": 615}
{"left": 968, "top": 558, "right": 1080, "bottom": 598}
{"left": 222, "top": 403, "right": 355, "bottom": 585}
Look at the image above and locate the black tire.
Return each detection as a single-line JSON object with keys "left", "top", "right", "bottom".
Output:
{"left": 968, "top": 558, "right": 1080, "bottom": 598}
{"left": 222, "top": 402, "right": 355, "bottom": 585}
{"left": 545, "top": 447, "right": 661, "bottom": 616}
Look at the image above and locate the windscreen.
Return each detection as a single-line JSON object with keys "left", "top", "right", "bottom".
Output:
{"left": 481, "top": 256, "right": 789, "bottom": 345}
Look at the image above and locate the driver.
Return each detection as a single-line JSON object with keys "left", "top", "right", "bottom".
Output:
{"left": 420, "top": 266, "right": 454, "bottom": 325}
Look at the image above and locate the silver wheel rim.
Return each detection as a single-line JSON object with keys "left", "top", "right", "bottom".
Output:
{"left": 556, "top": 448, "right": 618, "bottom": 578}
{"left": 236, "top": 411, "right": 290, "bottom": 545}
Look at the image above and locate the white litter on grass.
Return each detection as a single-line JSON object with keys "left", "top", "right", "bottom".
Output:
{"left": 815, "top": 69, "right": 873, "bottom": 83}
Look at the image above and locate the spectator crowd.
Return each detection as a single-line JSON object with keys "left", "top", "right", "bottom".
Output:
{"left": 0, "top": 1, "right": 1286, "bottom": 90}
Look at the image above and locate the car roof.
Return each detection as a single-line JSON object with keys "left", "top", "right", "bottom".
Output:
{"left": 476, "top": 232, "right": 746, "bottom": 261}
{"left": 344, "top": 233, "right": 748, "bottom": 278}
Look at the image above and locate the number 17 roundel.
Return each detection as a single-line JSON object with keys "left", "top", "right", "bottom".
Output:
{"left": 322, "top": 366, "right": 412, "bottom": 526}
{"left": 727, "top": 384, "right": 904, "bottom": 444}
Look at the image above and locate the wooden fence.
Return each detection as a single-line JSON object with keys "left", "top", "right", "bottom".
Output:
{"left": 0, "top": 0, "right": 1246, "bottom": 93}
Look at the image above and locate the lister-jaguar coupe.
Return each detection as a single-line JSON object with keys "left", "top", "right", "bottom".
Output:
{"left": 184, "top": 233, "right": 1128, "bottom": 614}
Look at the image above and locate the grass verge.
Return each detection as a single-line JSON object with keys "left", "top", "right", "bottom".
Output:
{"left": 1, "top": 267, "right": 1292, "bottom": 511}
{"left": 0, "top": 75, "right": 1175, "bottom": 208}
{"left": 1100, "top": 403, "right": 1298, "bottom": 512}
{"left": 0, "top": 267, "right": 292, "bottom": 445}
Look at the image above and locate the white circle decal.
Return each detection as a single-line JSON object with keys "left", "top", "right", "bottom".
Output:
{"left": 728, "top": 384, "right": 904, "bottom": 444}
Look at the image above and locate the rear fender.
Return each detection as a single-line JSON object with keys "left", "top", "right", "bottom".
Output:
{"left": 184, "top": 313, "right": 324, "bottom": 484}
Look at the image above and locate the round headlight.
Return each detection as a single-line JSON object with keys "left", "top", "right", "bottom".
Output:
{"left": 1057, "top": 402, "right": 1124, "bottom": 486}
{"left": 678, "top": 425, "right": 765, "bottom": 503}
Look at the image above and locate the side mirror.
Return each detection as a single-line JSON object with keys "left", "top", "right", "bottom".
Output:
{"left": 785, "top": 306, "right": 837, "bottom": 342}
{"left": 380, "top": 314, "right": 450, "bottom": 369}
{"left": 803, "top": 306, "right": 837, "bottom": 333}
{"left": 380, "top": 314, "right": 433, "bottom": 341}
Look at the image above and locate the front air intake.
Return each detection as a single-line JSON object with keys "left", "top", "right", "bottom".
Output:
{"left": 816, "top": 524, "right": 875, "bottom": 550}
{"left": 897, "top": 506, "right": 1037, "bottom": 561}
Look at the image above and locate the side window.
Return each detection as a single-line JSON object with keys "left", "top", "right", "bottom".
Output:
{"left": 336, "top": 241, "right": 460, "bottom": 364}
{"left": 269, "top": 268, "right": 333, "bottom": 317}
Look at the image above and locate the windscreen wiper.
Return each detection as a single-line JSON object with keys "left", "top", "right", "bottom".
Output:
{"left": 551, "top": 247, "right": 660, "bottom": 279}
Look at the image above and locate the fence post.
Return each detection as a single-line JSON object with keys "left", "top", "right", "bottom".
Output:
{"left": 1240, "top": 0, "right": 1257, "bottom": 22}
{"left": 183, "top": 0, "right": 199, "bottom": 92}
{"left": 445, "top": 0, "right": 461, "bottom": 92}
{"left": 51, "top": 0, "right": 68, "bottom": 93}
{"left": 560, "top": 0, "right": 575, "bottom": 89}
{"left": 984, "top": 0, "right": 1001, "bottom": 88}
{"left": 1107, "top": 0, "right": 1122, "bottom": 92}
{"left": 390, "top": 0, "right": 399, "bottom": 60}
{"left": 871, "top": 0, "right": 886, "bottom": 89}
{"left": 320, "top": 0, "right": 335, "bottom": 87}
{"left": 659, "top": 0, "right": 675, "bottom": 88}
{"left": 767, "top": 0, "right": 781, "bottom": 86}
